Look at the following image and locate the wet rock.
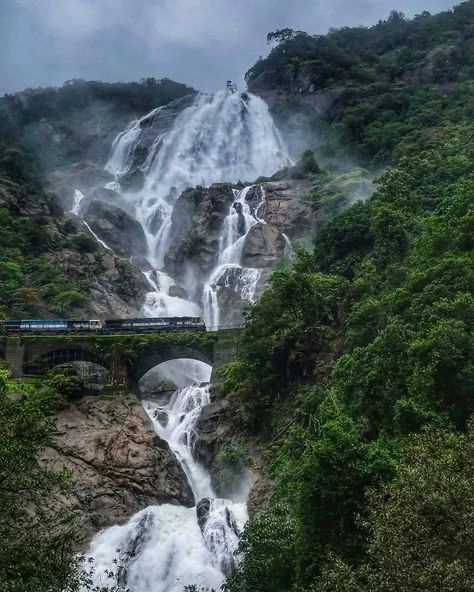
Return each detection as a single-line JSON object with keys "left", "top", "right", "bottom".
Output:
{"left": 39, "top": 394, "right": 194, "bottom": 546}
{"left": 130, "top": 255, "right": 153, "bottom": 272}
{"left": 196, "top": 497, "right": 211, "bottom": 531}
{"left": 92, "top": 186, "right": 121, "bottom": 204}
{"left": 119, "top": 167, "right": 145, "bottom": 192}
{"left": 117, "top": 512, "right": 155, "bottom": 585}
{"left": 84, "top": 200, "right": 148, "bottom": 258}
{"left": 124, "top": 95, "right": 197, "bottom": 170}
{"left": 147, "top": 208, "right": 164, "bottom": 235}
{"left": 241, "top": 223, "right": 286, "bottom": 269}
{"left": 168, "top": 284, "right": 188, "bottom": 299}
{"left": 164, "top": 183, "right": 234, "bottom": 282}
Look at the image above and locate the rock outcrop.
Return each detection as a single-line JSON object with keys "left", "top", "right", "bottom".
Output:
{"left": 84, "top": 200, "right": 148, "bottom": 258}
{"left": 47, "top": 163, "right": 115, "bottom": 211}
{"left": 257, "top": 180, "right": 316, "bottom": 237}
{"left": 40, "top": 394, "right": 194, "bottom": 545}
{"left": 0, "top": 177, "right": 149, "bottom": 319}
{"left": 241, "top": 223, "right": 287, "bottom": 269}
{"left": 164, "top": 183, "right": 234, "bottom": 287}
{"left": 165, "top": 180, "right": 315, "bottom": 283}
{"left": 194, "top": 395, "right": 273, "bottom": 513}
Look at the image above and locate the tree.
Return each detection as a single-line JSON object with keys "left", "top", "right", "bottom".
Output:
{"left": 365, "top": 423, "right": 474, "bottom": 592}
{"left": 299, "top": 149, "right": 321, "bottom": 176}
{"left": 223, "top": 505, "right": 296, "bottom": 592}
{"left": 266, "top": 28, "right": 299, "bottom": 45}
{"left": 0, "top": 370, "right": 78, "bottom": 592}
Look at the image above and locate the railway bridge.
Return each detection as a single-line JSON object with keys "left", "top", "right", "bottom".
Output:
{"left": 0, "top": 328, "right": 240, "bottom": 388}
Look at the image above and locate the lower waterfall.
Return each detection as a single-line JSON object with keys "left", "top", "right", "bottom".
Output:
{"left": 82, "top": 360, "right": 248, "bottom": 592}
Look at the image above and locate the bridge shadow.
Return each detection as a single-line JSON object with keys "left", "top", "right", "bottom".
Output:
{"left": 129, "top": 344, "right": 213, "bottom": 389}
{"left": 25, "top": 347, "right": 108, "bottom": 375}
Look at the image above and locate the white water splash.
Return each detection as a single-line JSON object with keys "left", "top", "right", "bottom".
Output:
{"left": 83, "top": 360, "right": 247, "bottom": 592}
{"left": 105, "top": 90, "right": 290, "bottom": 319}
{"left": 142, "top": 270, "right": 200, "bottom": 317}
{"left": 71, "top": 189, "right": 85, "bottom": 215}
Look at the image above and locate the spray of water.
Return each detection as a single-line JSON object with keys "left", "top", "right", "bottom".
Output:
{"left": 83, "top": 359, "right": 248, "bottom": 592}
{"left": 104, "top": 90, "right": 291, "bottom": 323}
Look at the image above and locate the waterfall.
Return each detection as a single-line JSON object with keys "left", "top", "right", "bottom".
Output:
{"left": 78, "top": 89, "right": 294, "bottom": 591}
{"left": 83, "top": 360, "right": 248, "bottom": 592}
{"left": 104, "top": 90, "right": 291, "bottom": 323}
{"left": 202, "top": 185, "right": 266, "bottom": 328}
{"left": 71, "top": 189, "right": 111, "bottom": 250}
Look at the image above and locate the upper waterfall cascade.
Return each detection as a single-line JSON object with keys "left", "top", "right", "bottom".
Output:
{"left": 103, "top": 90, "right": 292, "bottom": 326}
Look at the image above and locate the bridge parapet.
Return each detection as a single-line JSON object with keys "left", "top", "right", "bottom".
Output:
{"left": 0, "top": 327, "right": 241, "bottom": 387}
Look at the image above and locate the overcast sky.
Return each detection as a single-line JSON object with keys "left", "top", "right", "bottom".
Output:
{"left": 0, "top": 0, "right": 458, "bottom": 95}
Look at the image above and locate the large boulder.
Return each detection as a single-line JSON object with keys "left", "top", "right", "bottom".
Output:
{"left": 258, "top": 180, "right": 316, "bottom": 238}
{"left": 84, "top": 200, "right": 148, "bottom": 258}
{"left": 241, "top": 223, "right": 287, "bottom": 269}
{"left": 40, "top": 394, "right": 194, "bottom": 546}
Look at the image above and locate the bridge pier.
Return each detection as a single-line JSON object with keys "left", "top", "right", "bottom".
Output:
{"left": 107, "top": 345, "right": 129, "bottom": 389}
{"left": 5, "top": 337, "right": 24, "bottom": 379}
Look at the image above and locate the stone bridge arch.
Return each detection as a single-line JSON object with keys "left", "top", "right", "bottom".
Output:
{"left": 129, "top": 344, "right": 214, "bottom": 385}
{"left": 3, "top": 328, "right": 239, "bottom": 386}
{"left": 26, "top": 346, "right": 109, "bottom": 374}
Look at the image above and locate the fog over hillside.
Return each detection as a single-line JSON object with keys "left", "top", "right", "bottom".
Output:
{"left": 1, "top": 0, "right": 455, "bottom": 94}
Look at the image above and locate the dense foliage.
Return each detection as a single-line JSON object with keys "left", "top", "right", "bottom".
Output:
{"left": 224, "top": 7, "right": 474, "bottom": 591}
{"left": 248, "top": 2, "right": 474, "bottom": 166}
{"left": 0, "top": 366, "right": 132, "bottom": 592}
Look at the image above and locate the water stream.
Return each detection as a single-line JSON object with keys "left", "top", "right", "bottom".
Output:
{"left": 83, "top": 360, "right": 248, "bottom": 592}
{"left": 104, "top": 90, "right": 291, "bottom": 326}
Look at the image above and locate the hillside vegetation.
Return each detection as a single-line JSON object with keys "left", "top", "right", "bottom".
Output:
{"left": 0, "top": 78, "right": 195, "bottom": 320}
{"left": 248, "top": 2, "right": 474, "bottom": 165}
{"left": 223, "top": 5, "right": 474, "bottom": 592}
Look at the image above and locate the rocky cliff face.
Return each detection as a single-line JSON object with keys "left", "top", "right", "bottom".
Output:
{"left": 84, "top": 201, "right": 148, "bottom": 259}
{"left": 164, "top": 183, "right": 234, "bottom": 286}
{"left": 164, "top": 179, "right": 316, "bottom": 299}
{"left": 0, "top": 177, "right": 149, "bottom": 319}
{"left": 40, "top": 393, "right": 194, "bottom": 545}
{"left": 193, "top": 395, "right": 272, "bottom": 514}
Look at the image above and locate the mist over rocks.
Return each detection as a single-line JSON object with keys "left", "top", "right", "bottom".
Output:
{"left": 114, "top": 94, "right": 197, "bottom": 173}
{"left": 47, "top": 163, "right": 114, "bottom": 211}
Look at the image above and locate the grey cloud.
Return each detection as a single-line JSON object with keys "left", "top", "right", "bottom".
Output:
{"left": 0, "top": 0, "right": 457, "bottom": 94}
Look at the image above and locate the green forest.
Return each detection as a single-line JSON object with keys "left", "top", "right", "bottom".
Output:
{"left": 1, "top": 3, "right": 474, "bottom": 591}
{"left": 222, "top": 4, "right": 474, "bottom": 591}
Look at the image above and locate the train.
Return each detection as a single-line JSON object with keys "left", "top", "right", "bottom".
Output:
{"left": 0, "top": 317, "right": 206, "bottom": 335}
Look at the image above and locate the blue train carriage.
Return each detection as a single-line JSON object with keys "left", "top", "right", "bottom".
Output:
{"left": 1, "top": 319, "right": 103, "bottom": 334}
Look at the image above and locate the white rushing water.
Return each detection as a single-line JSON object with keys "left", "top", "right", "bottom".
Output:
{"left": 80, "top": 91, "right": 293, "bottom": 590}
{"left": 104, "top": 90, "right": 291, "bottom": 325}
{"left": 84, "top": 360, "right": 248, "bottom": 592}
{"left": 202, "top": 185, "right": 266, "bottom": 328}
